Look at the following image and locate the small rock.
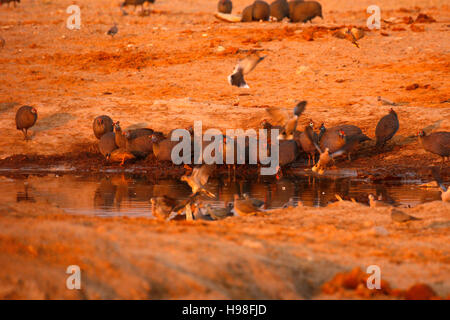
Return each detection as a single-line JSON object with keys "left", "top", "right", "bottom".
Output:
{"left": 371, "top": 226, "right": 389, "bottom": 236}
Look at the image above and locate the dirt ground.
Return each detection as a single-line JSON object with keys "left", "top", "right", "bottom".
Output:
{"left": 0, "top": 0, "right": 449, "bottom": 299}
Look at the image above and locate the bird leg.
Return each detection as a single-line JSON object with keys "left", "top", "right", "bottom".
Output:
{"left": 120, "top": 155, "right": 126, "bottom": 166}
{"left": 307, "top": 154, "right": 311, "bottom": 166}
{"left": 22, "top": 128, "right": 30, "bottom": 141}
{"left": 185, "top": 204, "right": 193, "bottom": 221}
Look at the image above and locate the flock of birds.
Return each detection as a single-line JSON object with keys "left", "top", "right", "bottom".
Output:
{"left": 13, "top": 99, "right": 450, "bottom": 222}
{"left": 217, "top": 0, "right": 322, "bottom": 23}
{"left": 0, "top": 0, "right": 20, "bottom": 7}
{"left": 5, "top": 0, "right": 450, "bottom": 221}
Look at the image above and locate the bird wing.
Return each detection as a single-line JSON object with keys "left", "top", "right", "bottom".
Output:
{"left": 305, "top": 126, "right": 322, "bottom": 153}
{"left": 192, "top": 164, "right": 215, "bottom": 187}
{"left": 265, "top": 106, "right": 289, "bottom": 127}
{"left": 240, "top": 54, "right": 264, "bottom": 74}
{"left": 293, "top": 101, "right": 307, "bottom": 117}
{"left": 284, "top": 117, "right": 298, "bottom": 137}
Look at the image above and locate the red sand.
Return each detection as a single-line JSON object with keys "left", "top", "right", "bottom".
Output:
{"left": 0, "top": 0, "right": 449, "bottom": 299}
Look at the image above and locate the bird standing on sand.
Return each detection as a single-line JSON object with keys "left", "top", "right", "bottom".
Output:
{"left": 233, "top": 194, "right": 262, "bottom": 215}
{"left": 298, "top": 120, "right": 319, "bottom": 164}
{"left": 391, "top": 208, "right": 420, "bottom": 223}
{"left": 125, "top": 133, "right": 154, "bottom": 159}
{"left": 217, "top": 0, "right": 232, "bottom": 14}
{"left": 432, "top": 167, "right": 450, "bottom": 202}
{"left": 375, "top": 108, "right": 399, "bottom": 149}
{"left": 99, "top": 132, "right": 118, "bottom": 160}
{"left": 289, "top": 0, "right": 323, "bottom": 23}
{"left": 276, "top": 139, "right": 298, "bottom": 177}
{"left": 418, "top": 130, "right": 450, "bottom": 165}
{"left": 248, "top": 1, "right": 271, "bottom": 21}
{"left": 15, "top": 106, "right": 37, "bottom": 140}
{"left": 270, "top": 0, "right": 290, "bottom": 21}
{"left": 152, "top": 135, "right": 179, "bottom": 162}
{"left": 107, "top": 23, "right": 118, "bottom": 37}
{"left": 181, "top": 165, "right": 216, "bottom": 198}
{"left": 93, "top": 115, "right": 114, "bottom": 139}
{"left": 228, "top": 53, "right": 265, "bottom": 88}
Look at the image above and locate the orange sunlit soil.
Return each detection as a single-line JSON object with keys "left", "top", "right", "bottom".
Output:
{"left": 0, "top": 0, "right": 449, "bottom": 299}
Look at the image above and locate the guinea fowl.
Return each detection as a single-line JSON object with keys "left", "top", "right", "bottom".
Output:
{"left": 217, "top": 0, "right": 232, "bottom": 14}
{"left": 288, "top": 0, "right": 303, "bottom": 15}
{"left": 99, "top": 132, "right": 118, "bottom": 160}
{"left": 125, "top": 133, "right": 153, "bottom": 159}
{"left": 113, "top": 122, "right": 127, "bottom": 148}
{"left": 289, "top": 0, "right": 323, "bottom": 23}
{"left": 337, "top": 130, "right": 371, "bottom": 161}
{"left": 265, "top": 100, "right": 307, "bottom": 140}
{"left": 115, "top": 121, "right": 155, "bottom": 148}
{"left": 15, "top": 105, "right": 37, "bottom": 140}
{"left": 418, "top": 130, "right": 450, "bottom": 165}
{"left": 306, "top": 128, "right": 368, "bottom": 173}
{"left": 276, "top": 139, "right": 298, "bottom": 177}
{"left": 93, "top": 115, "right": 114, "bottom": 139}
{"left": 241, "top": 4, "right": 254, "bottom": 22}
{"left": 375, "top": 108, "right": 399, "bottom": 149}
{"left": 252, "top": 1, "right": 271, "bottom": 21}
{"left": 432, "top": 167, "right": 450, "bottom": 202}
{"left": 270, "top": 0, "right": 289, "bottom": 21}
{"left": 152, "top": 135, "right": 179, "bottom": 162}
{"left": 319, "top": 124, "right": 368, "bottom": 155}
{"left": 298, "top": 120, "right": 319, "bottom": 165}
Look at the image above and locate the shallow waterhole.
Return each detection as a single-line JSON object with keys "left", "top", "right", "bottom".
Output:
{"left": 0, "top": 171, "right": 442, "bottom": 218}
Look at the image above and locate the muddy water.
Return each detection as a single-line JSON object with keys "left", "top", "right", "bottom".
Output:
{"left": 0, "top": 172, "right": 443, "bottom": 218}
